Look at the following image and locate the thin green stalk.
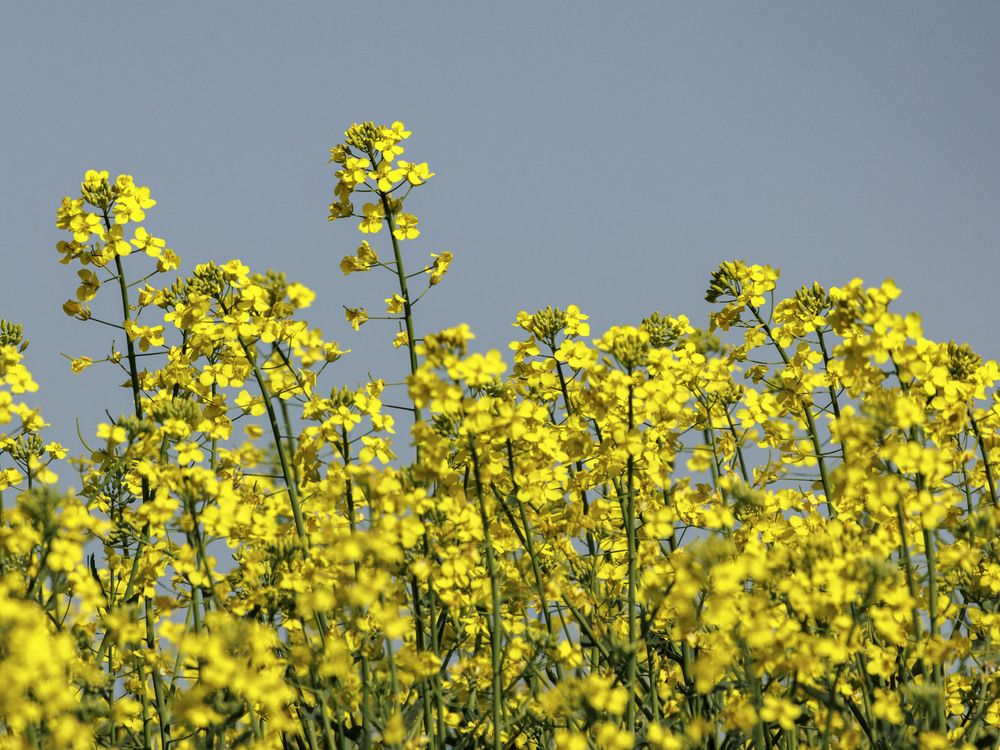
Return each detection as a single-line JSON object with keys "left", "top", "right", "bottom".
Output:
{"left": 25, "top": 722, "right": 41, "bottom": 750}
{"left": 553, "top": 358, "right": 597, "bottom": 546}
{"left": 625, "top": 379, "right": 638, "bottom": 735}
{"left": 276, "top": 384, "right": 338, "bottom": 743}
{"left": 342, "top": 428, "right": 373, "bottom": 750}
{"left": 852, "top": 650, "right": 877, "bottom": 747}
{"left": 969, "top": 410, "right": 999, "bottom": 507}
{"left": 648, "top": 651, "right": 659, "bottom": 725}
{"left": 894, "top": 497, "right": 923, "bottom": 643}
{"left": 379, "top": 195, "right": 421, "bottom": 414}
{"left": 424, "top": 529, "right": 446, "bottom": 747}
{"left": 143, "top": 600, "right": 170, "bottom": 749}
{"left": 379, "top": 188, "right": 440, "bottom": 745}
{"left": 502, "top": 440, "right": 570, "bottom": 676}
{"left": 166, "top": 605, "right": 195, "bottom": 695}
{"left": 818, "top": 583, "right": 880, "bottom": 749}
{"left": 278, "top": 390, "right": 302, "bottom": 490}
{"left": 557, "top": 595, "right": 656, "bottom": 722}
{"left": 816, "top": 329, "right": 847, "bottom": 463}
{"left": 111, "top": 257, "right": 143, "bottom": 420}
{"left": 921, "top": 526, "right": 948, "bottom": 731}
{"left": 383, "top": 607, "right": 401, "bottom": 746}
{"left": 95, "top": 334, "right": 191, "bottom": 667}
{"left": 242, "top": 339, "right": 307, "bottom": 540}
{"left": 552, "top": 357, "right": 603, "bottom": 672}
{"left": 750, "top": 307, "right": 834, "bottom": 515}
{"left": 107, "top": 637, "right": 116, "bottom": 746}
{"left": 105, "top": 210, "right": 170, "bottom": 748}
{"left": 296, "top": 698, "right": 321, "bottom": 750}
{"left": 469, "top": 439, "right": 504, "bottom": 750}
{"left": 741, "top": 640, "right": 766, "bottom": 750}
{"left": 724, "top": 408, "right": 750, "bottom": 483}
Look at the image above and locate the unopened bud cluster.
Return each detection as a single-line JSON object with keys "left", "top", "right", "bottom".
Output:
{"left": 0, "top": 320, "right": 28, "bottom": 352}
{"left": 793, "top": 282, "right": 831, "bottom": 317}
{"left": 947, "top": 341, "right": 982, "bottom": 382}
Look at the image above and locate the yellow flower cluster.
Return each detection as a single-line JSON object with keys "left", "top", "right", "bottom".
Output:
{"left": 0, "top": 122, "right": 996, "bottom": 749}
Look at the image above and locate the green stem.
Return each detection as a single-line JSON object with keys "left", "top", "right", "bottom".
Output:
{"left": 469, "top": 438, "right": 504, "bottom": 750}
{"left": 742, "top": 640, "right": 766, "bottom": 750}
{"left": 242, "top": 339, "right": 307, "bottom": 540}
{"left": 625, "top": 379, "right": 638, "bottom": 735}
{"left": 894, "top": 497, "right": 922, "bottom": 643}
{"left": 503, "top": 440, "right": 570, "bottom": 677}
{"left": 922, "top": 525, "right": 947, "bottom": 731}
{"left": 378, "top": 190, "right": 442, "bottom": 746}
{"left": 380, "top": 194, "right": 422, "bottom": 427}
{"left": 969, "top": 410, "right": 999, "bottom": 507}
{"left": 816, "top": 329, "right": 847, "bottom": 464}
{"left": 278, "top": 390, "right": 302, "bottom": 491}
{"left": 104, "top": 211, "right": 170, "bottom": 749}
{"left": 724, "top": 408, "right": 750, "bottom": 483}
{"left": 112, "top": 257, "right": 143, "bottom": 419}
{"left": 342, "top": 428, "right": 374, "bottom": 750}
{"left": 383, "top": 611, "right": 401, "bottom": 746}
{"left": 751, "top": 308, "right": 834, "bottom": 516}
{"left": 552, "top": 356, "right": 602, "bottom": 671}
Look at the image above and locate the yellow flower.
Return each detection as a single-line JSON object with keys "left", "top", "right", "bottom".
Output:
{"left": 113, "top": 197, "right": 144, "bottom": 224}
{"left": 396, "top": 160, "right": 435, "bottom": 186}
{"left": 358, "top": 202, "right": 385, "bottom": 234}
{"left": 0, "top": 467, "right": 23, "bottom": 490}
{"left": 157, "top": 248, "right": 181, "bottom": 271}
{"left": 392, "top": 212, "right": 420, "bottom": 240}
{"left": 380, "top": 711, "right": 406, "bottom": 744}
{"left": 101, "top": 224, "right": 132, "bottom": 256}
{"left": 69, "top": 211, "right": 102, "bottom": 242}
{"left": 287, "top": 283, "right": 315, "bottom": 309}
{"left": 357, "top": 240, "right": 378, "bottom": 265}
{"left": 339, "top": 255, "right": 361, "bottom": 274}
{"left": 339, "top": 156, "right": 371, "bottom": 187}
{"left": 131, "top": 227, "right": 166, "bottom": 258}
{"left": 75, "top": 269, "right": 101, "bottom": 301}
{"left": 368, "top": 160, "right": 404, "bottom": 191}
{"left": 69, "top": 355, "right": 94, "bottom": 373}
{"left": 28, "top": 455, "right": 58, "bottom": 485}
{"left": 359, "top": 436, "right": 395, "bottom": 464}
{"left": 385, "top": 294, "right": 406, "bottom": 315}
{"left": 82, "top": 168, "right": 109, "bottom": 192}
{"left": 428, "top": 251, "right": 453, "bottom": 285}
{"left": 328, "top": 144, "right": 347, "bottom": 163}
{"left": 234, "top": 389, "right": 266, "bottom": 417}
{"left": 175, "top": 441, "right": 205, "bottom": 464}
{"left": 759, "top": 694, "right": 801, "bottom": 731}
{"left": 124, "top": 321, "right": 165, "bottom": 353}
{"left": 345, "top": 307, "right": 368, "bottom": 330}
{"left": 97, "top": 422, "right": 127, "bottom": 446}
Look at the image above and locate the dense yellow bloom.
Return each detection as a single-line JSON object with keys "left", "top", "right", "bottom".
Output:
{"left": 16, "top": 137, "right": 998, "bottom": 749}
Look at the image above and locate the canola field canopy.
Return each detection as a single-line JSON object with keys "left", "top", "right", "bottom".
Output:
{"left": 0, "top": 121, "right": 998, "bottom": 749}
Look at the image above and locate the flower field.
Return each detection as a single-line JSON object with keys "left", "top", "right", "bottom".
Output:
{"left": 1, "top": 120, "right": 998, "bottom": 749}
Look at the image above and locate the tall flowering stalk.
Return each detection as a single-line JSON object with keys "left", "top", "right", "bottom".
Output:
{"left": 329, "top": 121, "right": 452, "bottom": 747}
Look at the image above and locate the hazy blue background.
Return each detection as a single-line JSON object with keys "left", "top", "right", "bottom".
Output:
{"left": 3, "top": 3, "right": 999, "bottom": 459}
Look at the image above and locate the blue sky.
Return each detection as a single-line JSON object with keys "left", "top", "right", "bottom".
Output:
{"left": 3, "top": 3, "right": 999, "bottom": 453}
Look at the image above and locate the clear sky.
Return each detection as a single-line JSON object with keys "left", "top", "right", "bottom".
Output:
{"left": 3, "top": 3, "right": 999, "bottom": 454}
